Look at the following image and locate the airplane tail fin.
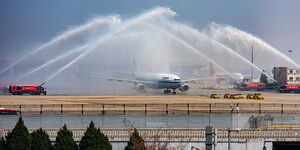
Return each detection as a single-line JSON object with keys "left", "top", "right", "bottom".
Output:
{"left": 132, "top": 57, "right": 141, "bottom": 74}
{"left": 209, "top": 62, "right": 215, "bottom": 77}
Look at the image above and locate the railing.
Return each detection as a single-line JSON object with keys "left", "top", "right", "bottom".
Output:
{"left": 1, "top": 103, "right": 300, "bottom": 115}
{"left": 2, "top": 128, "right": 300, "bottom": 142}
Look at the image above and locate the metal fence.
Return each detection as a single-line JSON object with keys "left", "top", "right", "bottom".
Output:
{"left": 1, "top": 128, "right": 300, "bottom": 142}
{"left": 1, "top": 103, "right": 300, "bottom": 114}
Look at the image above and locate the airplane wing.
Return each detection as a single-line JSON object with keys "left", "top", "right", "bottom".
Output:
{"left": 76, "top": 73, "right": 155, "bottom": 85}
{"left": 182, "top": 77, "right": 213, "bottom": 83}
{"left": 76, "top": 73, "right": 138, "bottom": 83}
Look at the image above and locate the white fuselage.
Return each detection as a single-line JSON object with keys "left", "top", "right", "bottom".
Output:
{"left": 134, "top": 73, "right": 182, "bottom": 89}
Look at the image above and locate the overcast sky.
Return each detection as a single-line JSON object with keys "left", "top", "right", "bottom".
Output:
{"left": 0, "top": 0, "right": 299, "bottom": 63}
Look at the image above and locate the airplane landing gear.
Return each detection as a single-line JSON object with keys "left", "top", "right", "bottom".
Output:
{"left": 164, "top": 89, "right": 171, "bottom": 94}
{"left": 138, "top": 90, "right": 146, "bottom": 93}
{"left": 163, "top": 89, "right": 176, "bottom": 95}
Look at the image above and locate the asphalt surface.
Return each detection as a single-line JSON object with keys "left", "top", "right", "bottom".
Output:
{"left": 0, "top": 89, "right": 299, "bottom": 105}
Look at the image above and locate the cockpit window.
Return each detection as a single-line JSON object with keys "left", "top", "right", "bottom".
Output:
{"left": 162, "top": 77, "right": 169, "bottom": 80}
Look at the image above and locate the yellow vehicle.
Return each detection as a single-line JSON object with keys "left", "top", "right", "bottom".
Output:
{"left": 253, "top": 93, "right": 264, "bottom": 100}
{"left": 210, "top": 94, "right": 220, "bottom": 99}
{"left": 224, "top": 93, "right": 231, "bottom": 99}
{"left": 230, "top": 94, "right": 241, "bottom": 99}
{"left": 236, "top": 93, "right": 244, "bottom": 99}
{"left": 246, "top": 94, "right": 254, "bottom": 99}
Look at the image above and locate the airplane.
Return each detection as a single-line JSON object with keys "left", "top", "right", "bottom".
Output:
{"left": 76, "top": 57, "right": 208, "bottom": 94}
{"left": 77, "top": 72, "right": 193, "bottom": 94}
{"left": 77, "top": 55, "right": 255, "bottom": 94}
{"left": 76, "top": 60, "right": 248, "bottom": 94}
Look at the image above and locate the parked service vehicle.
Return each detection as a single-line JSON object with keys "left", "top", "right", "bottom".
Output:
{"left": 246, "top": 94, "right": 254, "bottom": 99}
{"left": 224, "top": 93, "right": 231, "bottom": 99}
{"left": 229, "top": 93, "right": 244, "bottom": 99}
{"left": 253, "top": 93, "right": 264, "bottom": 100}
{"left": 210, "top": 94, "right": 220, "bottom": 99}
{"left": 229, "top": 94, "right": 239, "bottom": 99}
{"left": 236, "top": 93, "right": 244, "bottom": 99}
{"left": 277, "top": 84, "right": 300, "bottom": 93}
{"left": 246, "top": 93, "right": 264, "bottom": 100}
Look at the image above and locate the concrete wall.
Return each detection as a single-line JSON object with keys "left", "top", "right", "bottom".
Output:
{"left": 111, "top": 139, "right": 273, "bottom": 150}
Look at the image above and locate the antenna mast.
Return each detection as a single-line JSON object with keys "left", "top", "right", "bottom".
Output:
{"left": 251, "top": 41, "right": 254, "bottom": 82}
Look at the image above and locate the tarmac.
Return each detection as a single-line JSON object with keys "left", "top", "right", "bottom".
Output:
{"left": 0, "top": 90, "right": 299, "bottom": 105}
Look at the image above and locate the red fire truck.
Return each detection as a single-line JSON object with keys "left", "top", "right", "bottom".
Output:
{"left": 237, "top": 83, "right": 266, "bottom": 91}
{"left": 8, "top": 82, "right": 47, "bottom": 95}
{"left": 0, "top": 108, "right": 18, "bottom": 115}
{"left": 277, "top": 84, "right": 300, "bottom": 93}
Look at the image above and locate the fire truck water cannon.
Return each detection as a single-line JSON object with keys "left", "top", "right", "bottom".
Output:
{"left": 8, "top": 82, "right": 47, "bottom": 95}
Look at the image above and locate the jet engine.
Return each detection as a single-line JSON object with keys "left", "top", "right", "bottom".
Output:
{"left": 135, "top": 83, "right": 146, "bottom": 93}
{"left": 178, "top": 84, "right": 189, "bottom": 92}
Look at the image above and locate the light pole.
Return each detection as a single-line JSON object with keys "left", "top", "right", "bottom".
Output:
{"left": 209, "top": 111, "right": 211, "bottom": 126}
{"left": 228, "top": 128, "right": 231, "bottom": 150}
{"left": 251, "top": 42, "right": 254, "bottom": 82}
{"left": 288, "top": 50, "right": 293, "bottom": 59}
{"left": 227, "top": 128, "right": 241, "bottom": 150}
{"left": 228, "top": 104, "right": 239, "bottom": 150}
{"left": 230, "top": 105, "right": 234, "bottom": 129}
{"left": 230, "top": 104, "right": 239, "bottom": 129}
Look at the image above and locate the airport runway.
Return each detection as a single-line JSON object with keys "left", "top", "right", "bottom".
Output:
{"left": 0, "top": 90, "right": 299, "bottom": 105}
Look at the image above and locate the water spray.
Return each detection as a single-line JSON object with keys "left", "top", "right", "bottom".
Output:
{"left": 39, "top": 82, "right": 46, "bottom": 87}
{"left": 6, "top": 7, "right": 296, "bottom": 94}
{"left": 15, "top": 44, "right": 89, "bottom": 82}
{"left": 145, "top": 23, "right": 239, "bottom": 81}
{"left": 205, "top": 23, "right": 300, "bottom": 69}
{"left": 162, "top": 22, "right": 277, "bottom": 82}
{"left": 0, "top": 16, "right": 120, "bottom": 76}
{"left": 43, "top": 7, "right": 177, "bottom": 83}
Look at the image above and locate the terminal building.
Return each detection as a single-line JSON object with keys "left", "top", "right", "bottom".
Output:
{"left": 273, "top": 67, "right": 300, "bottom": 85}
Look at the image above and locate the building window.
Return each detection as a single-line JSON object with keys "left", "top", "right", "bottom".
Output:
{"left": 296, "top": 77, "right": 300, "bottom": 81}
{"left": 289, "top": 77, "right": 293, "bottom": 81}
{"left": 289, "top": 70, "right": 294, "bottom": 74}
{"left": 296, "top": 70, "right": 300, "bottom": 74}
